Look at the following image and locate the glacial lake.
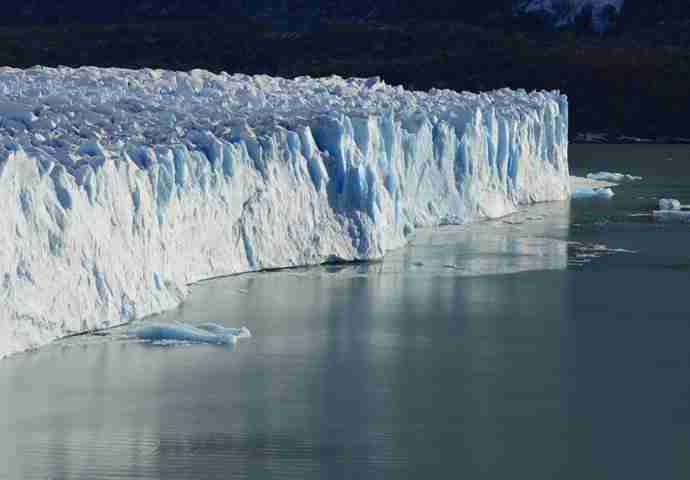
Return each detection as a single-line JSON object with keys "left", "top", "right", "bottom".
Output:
{"left": 1, "top": 144, "right": 689, "bottom": 479}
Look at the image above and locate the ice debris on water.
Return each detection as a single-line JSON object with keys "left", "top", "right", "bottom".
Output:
{"left": 567, "top": 242, "right": 636, "bottom": 266}
{"left": 658, "top": 198, "right": 681, "bottom": 211}
{"left": 586, "top": 172, "right": 642, "bottom": 182}
{"left": 0, "top": 66, "right": 569, "bottom": 358}
{"left": 572, "top": 187, "right": 615, "bottom": 199}
{"left": 130, "top": 322, "right": 251, "bottom": 345}
{"left": 653, "top": 198, "right": 690, "bottom": 223}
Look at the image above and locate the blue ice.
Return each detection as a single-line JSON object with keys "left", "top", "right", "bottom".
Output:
{"left": 130, "top": 322, "right": 251, "bottom": 345}
{"left": 572, "top": 187, "right": 614, "bottom": 200}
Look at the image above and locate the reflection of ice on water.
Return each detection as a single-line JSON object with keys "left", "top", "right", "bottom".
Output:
{"left": 61, "top": 198, "right": 636, "bottom": 353}
{"left": 251, "top": 199, "right": 635, "bottom": 278}
{"left": 269, "top": 200, "right": 574, "bottom": 280}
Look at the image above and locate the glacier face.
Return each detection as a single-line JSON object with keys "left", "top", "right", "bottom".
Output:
{"left": 0, "top": 67, "right": 569, "bottom": 358}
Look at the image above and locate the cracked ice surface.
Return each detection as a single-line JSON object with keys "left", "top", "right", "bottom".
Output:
{"left": 0, "top": 67, "right": 569, "bottom": 357}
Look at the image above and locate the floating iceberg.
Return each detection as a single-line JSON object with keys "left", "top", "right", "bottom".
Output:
{"left": 130, "top": 322, "right": 251, "bottom": 345}
{"left": 654, "top": 199, "right": 690, "bottom": 223}
{"left": 0, "top": 67, "right": 569, "bottom": 358}
{"left": 586, "top": 171, "right": 642, "bottom": 182}
{"left": 658, "top": 198, "right": 681, "bottom": 211}
{"left": 572, "top": 187, "right": 615, "bottom": 199}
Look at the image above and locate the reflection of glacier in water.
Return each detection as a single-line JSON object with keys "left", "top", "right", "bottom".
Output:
{"left": 260, "top": 200, "right": 574, "bottom": 281}
{"left": 70, "top": 198, "right": 639, "bottom": 350}
{"left": 55, "top": 200, "right": 576, "bottom": 351}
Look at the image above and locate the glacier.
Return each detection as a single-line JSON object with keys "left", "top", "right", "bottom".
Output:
{"left": 0, "top": 66, "right": 569, "bottom": 358}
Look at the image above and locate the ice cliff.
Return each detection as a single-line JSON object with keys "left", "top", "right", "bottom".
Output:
{"left": 0, "top": 67, "right": 569, "bottom": 357}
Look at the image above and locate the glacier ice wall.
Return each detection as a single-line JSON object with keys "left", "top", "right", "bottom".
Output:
{"left": 0, "top": 67, "right": 569, "bottom": 357}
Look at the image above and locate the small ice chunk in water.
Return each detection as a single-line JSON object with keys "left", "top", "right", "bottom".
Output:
{"left": 658, "top": 198, "right": 681, "bottom": 211}
{"left": 130, "top": 323, "right": 251, "bottom": 345}
{"left": 586, "top": 172, "right": 642, "bottom": 182}
{"left": 572, "top": 187, "right": 615, "bottom": 199}
{"left": 197, "top": 323, "right": 252, "bottom": 339}
{"left": 654, "top": 198, "right": 689, "bottom": 222}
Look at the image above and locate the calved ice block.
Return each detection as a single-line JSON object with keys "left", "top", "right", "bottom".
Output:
{"left": 658, "top": 198, "right": 681, "bottom": 211}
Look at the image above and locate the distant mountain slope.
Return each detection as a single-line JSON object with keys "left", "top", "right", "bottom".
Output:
{"left": 517, "top": 0, "right": 624, "bottom": 32}
{"left": 1, "top": 1, "right": 687, "bottom": 34}
{"left": 0, "top": 1, "right": 504, "bottom": 25}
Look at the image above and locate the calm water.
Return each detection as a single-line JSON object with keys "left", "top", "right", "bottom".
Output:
{"left": 1, "top": 145, "right": 689, "bottom": 479}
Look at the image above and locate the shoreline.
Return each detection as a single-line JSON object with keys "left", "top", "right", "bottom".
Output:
{"left": 572, "top": 134, "right": 690, "bottom": 145}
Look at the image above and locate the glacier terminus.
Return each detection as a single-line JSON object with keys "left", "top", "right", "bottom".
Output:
{"left": 0, "top": 67, "right": 569, "bottom": 358}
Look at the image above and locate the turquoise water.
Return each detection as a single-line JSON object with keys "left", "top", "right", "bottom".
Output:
{"left": 1, "top": 145, "right": 689, "bottom": 479}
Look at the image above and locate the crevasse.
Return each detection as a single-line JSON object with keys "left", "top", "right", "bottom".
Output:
{"left": 0, "top": 67, "right": 569, "bottom": 357}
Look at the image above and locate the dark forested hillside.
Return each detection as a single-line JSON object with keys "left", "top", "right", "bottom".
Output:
{"left": 1, "top": 1, "right": 689, "bottom": 140}
{"left": 619, "top": 0, "right": 690, "bottom": 27}
{"left": 0, "top": 1, "right": 512, "bottom": 25}
{"left": 3, "top": 1, "right": 689, "bottom": 29}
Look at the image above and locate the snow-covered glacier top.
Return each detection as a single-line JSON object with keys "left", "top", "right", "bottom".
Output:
{"left": 0, "top": 67, "right": 569, "bottom": 358}
{"left": 1, "top": 66, "right": 561, "bottom": 161}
